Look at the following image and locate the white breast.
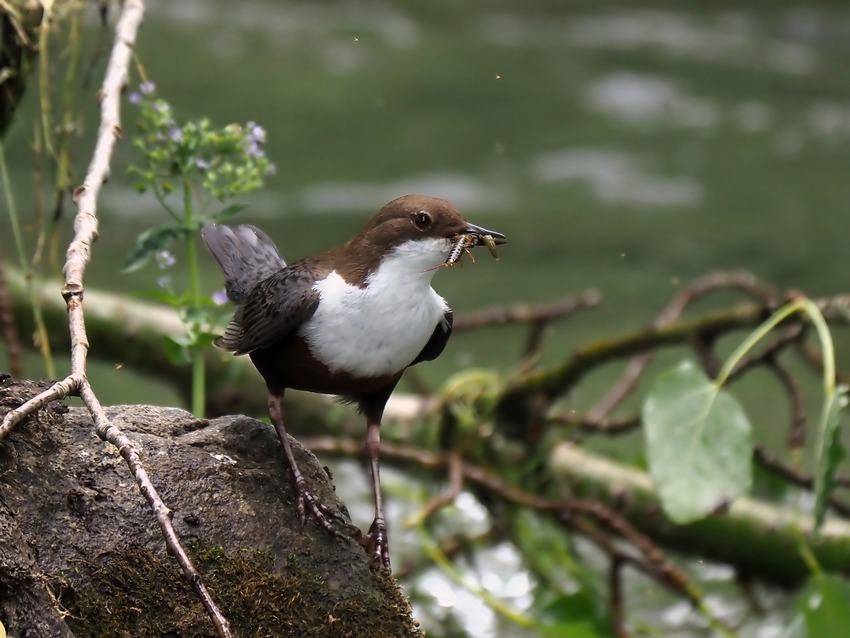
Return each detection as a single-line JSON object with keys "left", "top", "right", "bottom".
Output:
{"left": 300, "top": 238, "right": 452, "bottom": 377}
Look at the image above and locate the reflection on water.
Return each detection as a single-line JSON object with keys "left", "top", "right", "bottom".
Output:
{"left": 585, "top": 72, "right": 719, "bottom": 130}
{"left": 531, "top": 148, "right": 702, "bottom": 208}
{"left": 297, "top": 173, "right": 516, "bottom": 214}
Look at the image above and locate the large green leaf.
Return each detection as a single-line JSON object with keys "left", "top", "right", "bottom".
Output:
{"left": 642, "top": 360, "right": 753, "bottom": 524}
{"left": 813, "top": 386, "right": 848, "bottom": 532}
{"left": 797, "top": 574, "right": 850, "bottom": 637}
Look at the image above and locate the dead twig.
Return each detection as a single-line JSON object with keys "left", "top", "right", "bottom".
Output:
{"left": 754, "top": 447, "right": 850, "bottom": 517}
{"left": 453, "top": 290, "right": 601, "bottom": 332}
{"left": 410, "top": 451, "right": 464, "bottom": 522}
{"left": 547, "top": 411, "right": 640, "bottom": 435}
{"left": 610, "top": 557, "right": 628, "bottom": 638}
{"left": 0, "top": 1, "right": 232, "bottom": 635}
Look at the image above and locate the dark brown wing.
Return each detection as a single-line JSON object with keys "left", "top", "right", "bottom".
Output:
{"left": 217, "top": 263, "right": 321, "bottom": 355}
{"left": 411, "top": 310, "right": 453, "bottom": 365}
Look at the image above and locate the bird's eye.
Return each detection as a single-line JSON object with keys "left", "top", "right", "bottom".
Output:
{"left": 413, "top": 212, "right": 432, "bottom": 229}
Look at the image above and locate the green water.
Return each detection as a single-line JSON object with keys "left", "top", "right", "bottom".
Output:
{"left": 4, "top": 1, "right": 850, "bottom": 635}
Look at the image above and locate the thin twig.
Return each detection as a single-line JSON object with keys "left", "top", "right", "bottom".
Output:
{"left": 610, "top": 557, "right": 628, "bottom": 638}
{"left": 520, "top": 320, "right": 548, "bottom": 365}
{"left": 547, "top": 411, "right": 640, "bottom": 435}
{"left": 770, "top": 361, "right": 807, "bottom": 450}
{"left": 453, "top": 290, "right": 601, "bottom": 331}
{"left": 0, "top": 374, "right": 79, "bottom": 439}
{"left": 754, "top": 447, "right": 850, "bottom": 515}
{"left": 409, "top": 451, "right": 464, "bottom": 523}
{"left": 0, "top": 1, "right": 232, "bottom": 635}
{"left": 78, "top": 380, "right": 231, "bottom": 632}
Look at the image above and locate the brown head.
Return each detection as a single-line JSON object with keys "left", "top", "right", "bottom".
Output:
{"left": 333, "top": 195, "right": 505, "bottom": 279}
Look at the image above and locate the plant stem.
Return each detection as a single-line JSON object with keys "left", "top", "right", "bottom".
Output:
{"left": 418, "top": 525, "right": 540, "bottom": 630}
{"left": 0, "top": 139, "right": 55, "bottom": 378}
{"left": 183, "top": 174, "right": 205, "bottom": 417}
{"left": 715, "top": 298, "right": 804, "bottom": 387}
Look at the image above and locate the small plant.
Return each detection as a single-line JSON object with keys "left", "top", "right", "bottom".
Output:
{"left": 124, "top": 80, "right": 275, "bottom": 417}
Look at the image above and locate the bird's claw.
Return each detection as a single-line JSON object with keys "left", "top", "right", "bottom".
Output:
{"left": 358, "top": 517, "right": 390, "bottom": 569}
{"left": 293, "top": 478, "right": 353, "bottom": 542}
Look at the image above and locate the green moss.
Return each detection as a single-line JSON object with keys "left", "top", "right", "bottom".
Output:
{"left": 62, "top": 544, "right": 422, "bottom": 637}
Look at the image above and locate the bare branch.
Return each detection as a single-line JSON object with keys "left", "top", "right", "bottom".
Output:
{"left": 0, "top": 373, "right": 80, "bottom": 439}
{"left": 547, "top": 411, "right": 640, "bottom": 435}
{"left": 453, "top": 290, "right": 601, "bottom": 331}
{"left": 610, "top": 558, "right": 628, "bottom": 638}
{"left": 754, "top": 447, "right": 850, "bottom": 516}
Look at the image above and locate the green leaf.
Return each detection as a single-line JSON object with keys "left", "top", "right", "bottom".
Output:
{"left": 123, "top": 224, "right": 189, "bottom": 272}
{"left": 539, "top": 593, "right": 614, "bottom": 638}
{"left": 642, "top": 360, "right": 753, "bottom": 524}
{"left": 196, "top": 331, "right": 222, "bottom": 348}
{"left": 183, "top": 306, "right": 210, "bottom": 327}
{"left": 813, "top": 386, "right": 848, "bottom": 532}
{"left": 129, "top": 288, "right": 189, "bottom": 307}
{"left": 541, "top": 592, "right": 595, "bottom": 623}
{"left": 798, "top": 574, "right": 850, "bottom": 637}
{"left": 162, "top": 335, "right": 191, "bottom": 365}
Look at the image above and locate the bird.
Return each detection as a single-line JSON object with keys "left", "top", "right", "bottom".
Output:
{"left": 201, "top": 194, "right": 506, "bottom": 568}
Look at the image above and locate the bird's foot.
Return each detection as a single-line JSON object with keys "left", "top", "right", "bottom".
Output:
{"left": 292, "top": 476, "right": 359, "bottom": 542}
{"left": 357, "top": 516, "right": 390, "bottom": 569}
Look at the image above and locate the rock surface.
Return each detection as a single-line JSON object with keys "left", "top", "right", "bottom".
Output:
{"left": 0, "top": 377, "right": 421, "bottom": 637}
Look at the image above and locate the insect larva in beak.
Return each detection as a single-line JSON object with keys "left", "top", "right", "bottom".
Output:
{"left": 482, "top": 234, "right": 499, "bottom": 260}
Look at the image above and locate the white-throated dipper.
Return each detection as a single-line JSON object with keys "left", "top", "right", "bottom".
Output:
{"left": 202, "top": 194, "right": 506, "bottom": 568}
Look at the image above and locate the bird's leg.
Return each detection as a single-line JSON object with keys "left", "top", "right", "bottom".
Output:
{"left": 267, "top": 392, "right": 350, "bottom": 541}
{"left": 360, "top": 417, "right": 391, "bottom": 569}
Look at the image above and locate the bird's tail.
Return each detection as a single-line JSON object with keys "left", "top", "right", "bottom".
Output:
{"left": 201, "top": 224, "right": 286, "bottom": 303}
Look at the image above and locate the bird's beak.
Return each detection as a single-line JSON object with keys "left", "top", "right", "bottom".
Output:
{"left": 462, "top": 222, "right": 507, "bottom": 245}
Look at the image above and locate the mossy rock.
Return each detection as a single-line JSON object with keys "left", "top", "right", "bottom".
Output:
{"left": 0, "top": 377, "right": 422, "bottom": 637}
